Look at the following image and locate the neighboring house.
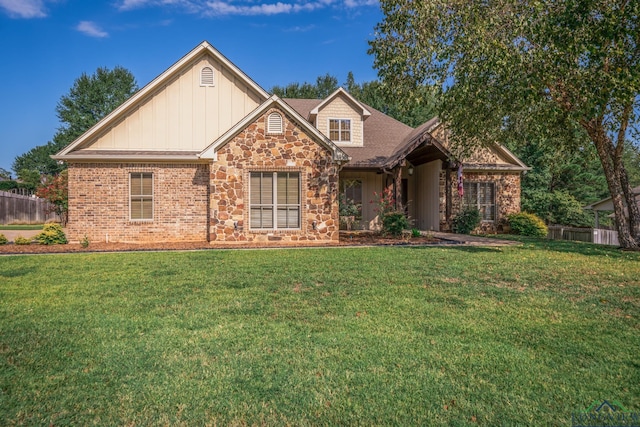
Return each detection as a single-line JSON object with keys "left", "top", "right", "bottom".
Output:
{"left": 53, "top": 41, "right": 528, "bottom": 244}
{"left": 584, "top": 185, "right": 640, "bottom": 228}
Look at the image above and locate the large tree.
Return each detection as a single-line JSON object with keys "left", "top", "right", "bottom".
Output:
{"left": 369, "top": 0, "right": 640, "bottom": 249}
{"left": 13, "top": 66, "right": 138, "bottom": 177}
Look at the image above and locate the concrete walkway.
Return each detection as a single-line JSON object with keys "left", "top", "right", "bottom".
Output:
{"left": 1, "top": 229, "right": 41, "bottom": 242}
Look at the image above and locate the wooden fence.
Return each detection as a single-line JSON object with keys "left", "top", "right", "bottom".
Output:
{"left": 0, "top": 191, "right": 57, "bottom": 224}
{"left": 547, "top": 225, "right": 619, "bottom": 246}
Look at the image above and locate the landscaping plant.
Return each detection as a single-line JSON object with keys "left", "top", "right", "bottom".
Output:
{"left": 0, "top": 234, "right": 7, "bottom": 245}
{"left": 452, "top": 207, "right": 481, "bottom": 234}
{"left": 35, "top": 223, "right": 68, "bottom": 245}
{"left": 372, "top": 187, "right": 410, "bottom": 237}
{"left": 508, "top": 212, "right": 548, "bottom": 238}
{"left": 13, "top": 236, "right": 32, "bottom": 245}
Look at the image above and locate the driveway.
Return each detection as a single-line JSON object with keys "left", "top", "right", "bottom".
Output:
{"left": 1, "top": 229, "right": 41, "bottom": 243}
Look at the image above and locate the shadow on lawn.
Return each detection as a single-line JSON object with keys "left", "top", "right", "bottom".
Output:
{"left": 508, "top": 236, "right": 639, "bottom": 259}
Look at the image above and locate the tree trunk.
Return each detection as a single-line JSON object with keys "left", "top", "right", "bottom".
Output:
{"left": 584, "top": 120, "right": 640, "bottom": 250}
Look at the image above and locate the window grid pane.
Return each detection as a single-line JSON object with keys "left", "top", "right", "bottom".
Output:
{"left": 463, "top": 182, "right": 495, "bottom": 221}
{"left": 130, "top": 173, "right": 153, "bottom": 220}
{"left": 250, "top": 172, "right": 300, "bottom": 229}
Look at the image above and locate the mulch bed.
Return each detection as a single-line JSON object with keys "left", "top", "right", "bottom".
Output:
{"left": 0, "top": 231, "right": 445, "bottom": 255}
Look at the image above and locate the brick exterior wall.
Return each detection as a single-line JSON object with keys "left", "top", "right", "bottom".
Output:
{"left": 439, "top": 170, "right": 521, "bottom": 233}
{"left": 66, "top": 163, "right": 210, "bottom": 243}
{"left": 210, "top": 107, "right": 340, "bottom": 243}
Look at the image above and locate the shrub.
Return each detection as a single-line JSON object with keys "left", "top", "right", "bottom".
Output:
{"left": 80, "top": 235, "right": 90, "bottom": 248}
{"left": 452, "top": 207, "right": 481, "bottom": 234}
{"left": 411, "top": 228, "right": 421, "bottom": 238}
{"left": 508, "top": 212, "right": 548, "bottom": 237}
{"left": 382, "top": 211, "right": 410, "bottom": 237}
{"left": 371, "top": 187, "right": 411, "bottom": 237}
{"left": 0, "top": 234, "right": 7, "bottom": 245}
{"left": 36, "top": 223, "right": 68, "bottom": 245}
{"left": 14, "top": 236, "right": 32, "bottom": 245}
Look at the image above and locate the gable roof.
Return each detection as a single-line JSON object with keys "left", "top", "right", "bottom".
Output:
{"left": 54, "top": 41, "right": 270, "bottom": 160}
{"left": 584, "top": 185, "right": 640, "bottom": 211}
{"left": 285, "top": 98, "right": 414, "bottom": 168}
{"left": 309, "top": 87, "right": 371, "bottom": 121}
{"left": 200, "top": 95, "right": 349, "bottom": 163}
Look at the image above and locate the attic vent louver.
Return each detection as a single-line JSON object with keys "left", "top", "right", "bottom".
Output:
{"left": 267, "top": 112, "right": 284, "bottom": 134}
{"left": 200, "top": 66, "right": 214, "bottom": 86}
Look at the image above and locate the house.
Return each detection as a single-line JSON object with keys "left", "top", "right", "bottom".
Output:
{"left": 584, "top": 185, "right": 640, "bottom": 228}
{"left": 53, "top": 41, "right": 528, "bottom": 244}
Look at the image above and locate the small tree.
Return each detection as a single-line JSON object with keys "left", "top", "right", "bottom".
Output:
{"left": 36, "top": 171, "right": 68, "bottom": 226}
{"left": 371, "top": 187, "right": 410, "bottom": 237}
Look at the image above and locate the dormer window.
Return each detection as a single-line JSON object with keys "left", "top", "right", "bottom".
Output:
{"left": 267, "top": 112, "right": 284, "bottom": 134}
{"left": 329, "top": 119, "right": 351, "bottom": 142}
{"left": 200, "top": 66, "right": 214, "bottom": 86}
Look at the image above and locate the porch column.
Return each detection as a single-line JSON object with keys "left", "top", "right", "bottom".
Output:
{"left": 394, "top": 167, "right": 403, "bottom": 210}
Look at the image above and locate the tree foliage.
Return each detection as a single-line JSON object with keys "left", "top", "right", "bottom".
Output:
{"left": 35, "top": 170, "right": 69, "bottom": 226}
{"left": 13, "top": 66, "right": 138, "bottom": 177}
{"left": 369, "top": 0, "right": 640, "bottom": 249}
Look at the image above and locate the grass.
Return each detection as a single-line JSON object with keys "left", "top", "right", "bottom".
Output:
{"left": 0, "top": 238, "right": 638, "bottom": 425}
{"left": 0, "top": 224, "right": 44, "bottom": 230}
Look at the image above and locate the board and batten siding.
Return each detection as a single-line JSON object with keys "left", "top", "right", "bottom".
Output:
{"left": 413, "top": 160, "right": 441, "bottom": 231}
{"left": 90, "top": 56, "right": 263, "bottom": 152}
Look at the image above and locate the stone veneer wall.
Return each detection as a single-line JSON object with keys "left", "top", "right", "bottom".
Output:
{"left": 439, "top": 170, "right": 521, "bottom": 233}
{"left": 66, "top": 162, "right": 210, "bottom": 243}
{"left": 210, "top": 107, "right": 340, "bottom": 243}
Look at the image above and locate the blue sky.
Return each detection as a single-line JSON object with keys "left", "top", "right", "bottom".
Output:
{"left": 0, "top": 0, "right": 382, "bottom": 174}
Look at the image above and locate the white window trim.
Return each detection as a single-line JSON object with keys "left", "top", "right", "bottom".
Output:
{"left": 200, "top": 66, "right": 215, "bottom": 87}
{"left": 129, "top": 172, "right": 154, "bottom": 222}
{"left": 266, "top": 112, "right": 284, "bottom": 135}
{"left": 327, "top": 118, "right": 352, "bottom": 143}
{"left": 249, "top": 171, "right": 301, "bottom": 231}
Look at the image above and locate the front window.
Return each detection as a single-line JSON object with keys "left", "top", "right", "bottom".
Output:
{"left": 340, "top": 179, "right": 362, "bottom": 219}
{"left": 329, "top": 119, "right": 351, "bottom": 142}
{"left": 250, "top": 172, "right": 300, "bottom": 229}
{"left": 130, "top": 172, "right": 153, "bottom": 221}
{"left": 463, "top": 182, "right": 495, "bottom": 221}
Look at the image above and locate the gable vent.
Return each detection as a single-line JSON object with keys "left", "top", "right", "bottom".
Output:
{"left": 200, "top": 66, "right": 214, "bottom": 86}
{"left": 267, "top": 112, "right": 284, "bottom": 134}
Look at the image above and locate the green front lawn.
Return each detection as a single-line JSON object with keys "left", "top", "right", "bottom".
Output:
{"left": 1, "top": 239, "right": 638, "bottom": 425}
{"left": 0, "top": 224, "right": 44, "bottom": 230}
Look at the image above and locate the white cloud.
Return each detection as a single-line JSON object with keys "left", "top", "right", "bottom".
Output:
{"left": 115, "top": 0, "right": 372, "bottom": 17}
{"left": 0, "top": 0, "right": 47, "bottom": 18}
{"left": 76, "top": 21, "right": 109, "bottom": 38}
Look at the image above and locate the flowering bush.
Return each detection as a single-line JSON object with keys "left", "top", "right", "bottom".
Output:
{"left": 371, "top": 187, "right": 410, "bottom": 237}
{"left": 36, "top": 171, "right": 68, "bottom": 226}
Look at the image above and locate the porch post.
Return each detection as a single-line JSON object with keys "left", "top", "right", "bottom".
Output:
{"left": 394, "top": 167, "right": 402, "bottom": 210}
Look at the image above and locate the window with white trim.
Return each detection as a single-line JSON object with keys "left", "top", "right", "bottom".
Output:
{"left": 130, "top": 172, "right": 153, "bottom": 221}
{"left": 250, "top": 172, "right": 300, "bottom": 229}
{"left": 463, "top": 182, "right": 495, "bottom": 221}
{"left": 329, "top": 119, "right": 351, "bottom": 142}
{"left": 200, "top": 66, "right": 214, "bottom": 86}
{"left": 267, "top": 112, "right": 284, "bottom": 134}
